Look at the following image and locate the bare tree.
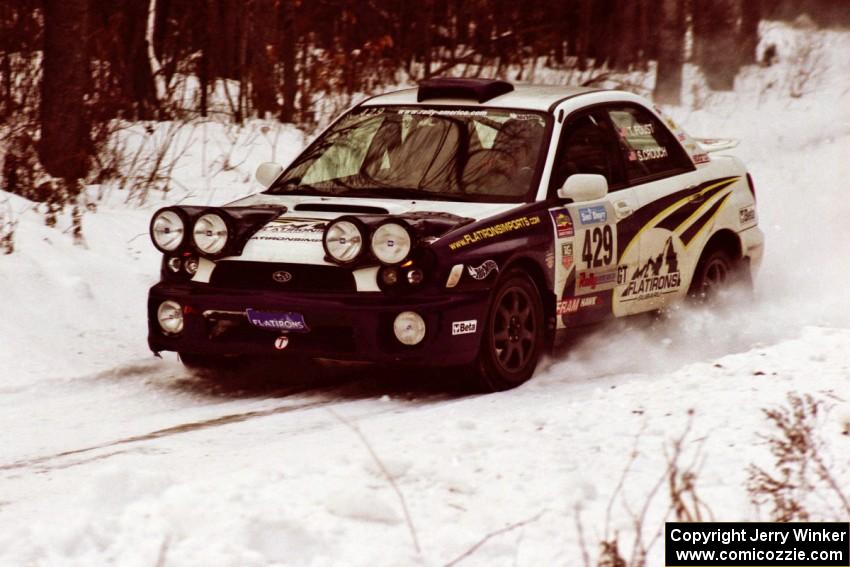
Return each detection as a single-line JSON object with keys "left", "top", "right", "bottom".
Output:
{"left": 653, "top": 0, "right": 684, "bottom": 104}
{"left": 39, "top": 0, "right": 91, "bottom": 242}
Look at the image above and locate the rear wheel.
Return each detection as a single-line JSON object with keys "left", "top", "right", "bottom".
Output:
{"left": 473, "top": 270, "right": 544, "bottom": 391}
{"left": 688, "top": 249, "right": 749, "bottom": 302}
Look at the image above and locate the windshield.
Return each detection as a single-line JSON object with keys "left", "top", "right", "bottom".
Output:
{"left": 267, "top": 106, "right": 550, "bottom": 203}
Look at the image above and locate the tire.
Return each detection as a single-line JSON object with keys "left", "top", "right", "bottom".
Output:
{"left": 688, "top": 249, "right": 749, "bottom": 302}
{"left": 473, "top": 269, "right": 545, "bottom": 391}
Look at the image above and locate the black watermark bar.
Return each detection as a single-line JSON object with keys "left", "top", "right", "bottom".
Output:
{"left": 666, "top": 522, "right": 850, "bottom": 566}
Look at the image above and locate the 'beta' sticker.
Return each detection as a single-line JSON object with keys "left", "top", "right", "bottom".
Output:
{"left": 274, "top": 336, "right": 289, "bottom": 350}
{"left": 452, "top": 320, "right": 478, "bottom": 335}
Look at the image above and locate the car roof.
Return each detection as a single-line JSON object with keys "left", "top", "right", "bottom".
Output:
{"left": 360, "top": 83, "right": 603, "bottom": 112}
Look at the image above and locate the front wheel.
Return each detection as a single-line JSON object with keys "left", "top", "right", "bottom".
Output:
{"left": 473, "top": 270, "right": 545, "bottom": 391}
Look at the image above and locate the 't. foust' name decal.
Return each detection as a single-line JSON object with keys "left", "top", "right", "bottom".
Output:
{"left": 448, "top": 215, "right": 541, "bottom": 251}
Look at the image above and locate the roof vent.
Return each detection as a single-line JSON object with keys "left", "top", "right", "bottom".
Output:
{"left": 417, "top": 78, "right": 514, "bottom": 103}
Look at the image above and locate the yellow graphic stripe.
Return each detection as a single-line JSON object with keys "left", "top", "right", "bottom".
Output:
{"left": 683, "top": 192, "right": 733, "bottom": 249}
{"left": 619, "top": 176, "right": 740, "bottom": 262}
{"left": 673, "top": 189, "right": 733, "bottom": 237}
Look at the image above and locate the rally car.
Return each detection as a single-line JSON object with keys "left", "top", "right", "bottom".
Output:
{"left": 147, "top": 77, "right": 764, "bottom": 391}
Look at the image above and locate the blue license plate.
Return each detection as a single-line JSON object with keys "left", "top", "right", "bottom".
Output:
{"left": 245, "top": 309, "right": 310, "bottom": 333}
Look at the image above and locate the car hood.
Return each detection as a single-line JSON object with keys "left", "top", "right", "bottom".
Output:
{"left": 224, "top": 193, "right": 521, "bottom": 265}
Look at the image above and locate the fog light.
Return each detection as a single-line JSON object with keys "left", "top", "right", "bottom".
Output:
{"left": 184, "top": 255, "right": 199, "bottom": 275}
{"left": 393, "top": 311, "right": 425, "bottom": 346}
{"left": 166, "top": 256, "right": 182, "bottom": 272}
{"left": 406, "top": 268, "right": 424, "bottom": 285}
{"left": 157, "top": 300, "right": 184, "bottom": 335}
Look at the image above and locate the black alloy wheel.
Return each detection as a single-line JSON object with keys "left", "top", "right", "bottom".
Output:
{"left": 475, "top": 269, "right": 544, "bottom": 391}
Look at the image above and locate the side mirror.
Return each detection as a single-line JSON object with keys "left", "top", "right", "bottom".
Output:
{"left": 255, "top": 162, "right": 284, "bottom": 188}
{"left": 557, "top": 174, "right": 608, "bottom": 202}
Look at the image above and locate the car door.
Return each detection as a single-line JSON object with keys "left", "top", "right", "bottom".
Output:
{"left": 547, "top": 109, "right": 641, "bottom": 327}
{"left": 600, "top": 104, "right": 705, "bottom": 314}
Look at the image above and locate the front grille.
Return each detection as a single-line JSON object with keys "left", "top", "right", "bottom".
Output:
{"left": 209, "top": 261, "right": 356, "bottom": 293}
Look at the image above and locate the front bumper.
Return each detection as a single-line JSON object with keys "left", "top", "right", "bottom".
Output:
{"left": 148, "top": 282, "right": 488, "bottom": 366}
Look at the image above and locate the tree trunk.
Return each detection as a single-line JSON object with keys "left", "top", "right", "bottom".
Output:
{"left": 575, "top": 0, "right": 592, "bottom": 70}
{"left": 40, "top": 0, "right": 91, "bottom": 181}
{"left": 278, "top": 0, "right": 296, "bottom": 123}
{"left": 614, "top": 0, "right": 638, "bottom": 70}
{"left": 653, "top": 0, "right": 684, "bottom": 105}
{"left": 741, "top": 0, "right": 761, "bottom": 64}
{"left": 694, "top": 0, "right": 742, "bottom": 90}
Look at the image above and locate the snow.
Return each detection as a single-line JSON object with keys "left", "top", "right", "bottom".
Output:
{"left": 1, "top": 21, "right": 849, "bottom": 567}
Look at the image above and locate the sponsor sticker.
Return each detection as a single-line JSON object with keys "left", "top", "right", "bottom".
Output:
{"left": 448, "top": 215, "right": 541, "bottom": 251}
{"left": 561, "top": 242, "right": 574, "bottom": 270}
{"left": 452, "top": 320, "right": 478, "bottom": 335}
{"left": 274, "top": 336, "right": 290, "bottom": 350}
{"left": 549, "top": 208, "right": 575, "bottom": 238}
{"left": 576, "top": 269, "right": 618, "bottom": 294}
{"left": 246, "top": 309, "right": 310, "bottom": 333}
{"left": 252, "top": 217, "right": 327, "bottom": 242}
{"left": 557, "top": 295, "right": 601, "bottom": 315}
{"left": 620, "top": 236, "right": 681, "bottom": 302}
{"left": 739, "top": 205, "right": 756, "bottom": 225}
{"left": 467, "top": 260, "right": 499, "bottom": 280}
{"left": 578, "top": 206, "right": 607, "bottom": 225}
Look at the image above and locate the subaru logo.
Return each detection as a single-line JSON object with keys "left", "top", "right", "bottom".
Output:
{"left": 272, "top": 270, "right": 292, "bottom": 283}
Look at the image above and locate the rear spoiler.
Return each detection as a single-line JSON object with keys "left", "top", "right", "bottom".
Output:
{"left": 695, "top": 138, "right": 739, "bottom": 153}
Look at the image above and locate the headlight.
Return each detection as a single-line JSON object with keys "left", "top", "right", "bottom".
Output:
{"left": 193, "top": 213, "right": 229, "bottom": 255}
{"left": 371, "top": 222, "right": 412, "bottom": 265}
{"left": 324, "top": 219, "right": 364, "bottom": 263}
{"left": 157, "top": 300, "right": 184, "bottom": 335}
{"left": 393, "top": 311, "right": 426, "bottom": 345}
{"left": 151, "top": 210, "right": 185, "bottom": 252}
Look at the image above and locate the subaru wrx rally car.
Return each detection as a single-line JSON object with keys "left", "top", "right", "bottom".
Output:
{"left": 148, "top": 78, "right": 764, "bottom": 391}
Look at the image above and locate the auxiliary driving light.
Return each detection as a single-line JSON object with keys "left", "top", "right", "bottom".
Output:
{"left": 324, "top": 219, "right": 364, "bottom": 263}
{"left": 193, "top": 213, "right": 229, "bottom": 255}
{"left": 371, "top": 222, "right": 412, "bottom": 265}
{"left": 151, "top": 210, "right": 185, "bottom": 252}
{"left": 393, "top": 311, "right": 426, "bottom": 346}
{"left": 157, "top": 300, "right": 184, "bottom": 335}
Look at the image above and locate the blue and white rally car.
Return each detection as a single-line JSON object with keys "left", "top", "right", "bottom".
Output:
{"left": 147, "top": 78, "right": 764, "bottom": 391}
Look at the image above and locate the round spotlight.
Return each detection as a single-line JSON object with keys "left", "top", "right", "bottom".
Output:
{"left": 324, "top": 219, "right": 364, "bottom": 263}
{"left": 371, "top": 222, "right": 412, "bottom": 265}
{"left": 157, "top": 300, "right": 184, "bottom": 335}
{"left": 166, "top": 256, "right": 182, "bottom": 273}
{"left": 393, "top": 311, "right": 426, "bottom": 346}
{"left": 193, "top": 213, "right": 229, "bottom": 255}
{"left": 151, "top": 210, "right": 185, "bottom": 252}
{"left": 184, "top": 255, "right": 199, "bottom": 275}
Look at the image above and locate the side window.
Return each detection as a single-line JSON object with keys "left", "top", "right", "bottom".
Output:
{"left": 550, "top": 111, "right": 625, "bottom": 193}
{"left": 605, "top": 105, "right": 693, "bottom": 182}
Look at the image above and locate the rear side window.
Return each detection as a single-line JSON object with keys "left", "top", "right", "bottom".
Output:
{"left": 605, "top": 105, "right": 693, "bottom": 182}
